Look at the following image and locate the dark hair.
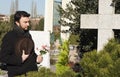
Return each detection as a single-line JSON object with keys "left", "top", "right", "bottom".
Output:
{"left": 15, "top": 37, "right": 34, "bottom": 55}
{"left": 14, "top": 11, "right": 30, "bottom": 22}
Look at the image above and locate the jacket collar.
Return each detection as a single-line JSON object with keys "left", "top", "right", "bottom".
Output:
{"left": 13, "top": 24, "right": 31, "bottom": 38}
{"left": 13, "top": 24, "right": 25, "bottom": 34}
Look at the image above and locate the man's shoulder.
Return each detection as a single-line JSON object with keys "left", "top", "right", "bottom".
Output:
{"left": 3, "top": 30, "right": 16, "bottom": 39}
{"left": 5, "top": 30, "right": 14, "bottom": 35}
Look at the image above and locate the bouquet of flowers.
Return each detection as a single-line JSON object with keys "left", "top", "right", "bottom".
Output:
{"left": 36, "top": 45, "right": 49, "bottom": 55}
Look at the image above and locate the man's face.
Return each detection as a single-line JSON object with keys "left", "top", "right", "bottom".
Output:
{"left": 16, "top": 17, "right": 30, "bottom": 30}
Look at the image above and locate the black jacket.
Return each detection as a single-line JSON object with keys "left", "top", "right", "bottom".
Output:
{"left": 0, "top": 25, "right": 38, "bottom": 77}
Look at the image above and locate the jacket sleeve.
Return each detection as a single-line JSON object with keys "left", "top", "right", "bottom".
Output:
{"left": 0, "top": 33, "right": 22, "bottom": 65}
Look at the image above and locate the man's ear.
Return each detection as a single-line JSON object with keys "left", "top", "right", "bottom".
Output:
{"left": 15, "top": 21, "right": 20, "bottom": 26}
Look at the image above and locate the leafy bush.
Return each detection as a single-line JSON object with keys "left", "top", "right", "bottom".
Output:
{"left": 16, "top": 67, "right": 56, "bottom": 77}
{"left": 0, "top": 22, "right": 11, "bottom": 45}
{"left": 80, "top": 39, "right": 120, "bottom": 77}
{"left": 16, "top": 67, "right": 77, "bottom": 77}
{"left": 58, "top": 69, "right": 76, "bottom": 77}
{"left": 55, "top": 40, "right": 70, "bottom": 75}
{"left": 68, "top": 34, "right": 79, "bottom": 45}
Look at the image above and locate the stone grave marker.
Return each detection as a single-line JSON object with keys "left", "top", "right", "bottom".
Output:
{"left": 80, "top": 0, "right": 120, "bottom": 51}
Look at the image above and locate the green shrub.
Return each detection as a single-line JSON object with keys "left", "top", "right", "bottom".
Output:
{"left": 80, "top": 39, "right": 120, "bottom": 77}
{"left": 68, "top": 34, "right": 79, "bottom": 45}
{"left": 55, "top": 40, "right": 70, "bottom": 75}
{"left": 58, "top": 69, "right": 76, "bottom": 77}
{"left": 16, "top": 67, "right": 77, "bottom": 77}
{"left": 16, "top": 67, "right": 56, "bottom": 77}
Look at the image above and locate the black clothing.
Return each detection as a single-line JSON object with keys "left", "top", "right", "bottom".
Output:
{"left": 0, "top": 25, "right": 38, "bottom": 77}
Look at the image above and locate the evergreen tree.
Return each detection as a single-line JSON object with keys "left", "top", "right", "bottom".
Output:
{"left": 56, "top": 41, "right": 70, "bottom": 75}
{"left": 58, "top": 0, "right": 98, "bottom": 54}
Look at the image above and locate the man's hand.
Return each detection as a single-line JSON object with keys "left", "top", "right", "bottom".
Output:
{"left": 22, "top": 50, "right": 29, "bottom": 62}
{"left": 36, "top": 55, "right": 43, "bottom": 63}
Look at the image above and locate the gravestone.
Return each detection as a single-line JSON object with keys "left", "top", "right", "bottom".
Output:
{"left": 80, "top": 0, "right": 120, "bottom": 51}
{"left": 30, "top": 31, "right": 50, "bottom": 68}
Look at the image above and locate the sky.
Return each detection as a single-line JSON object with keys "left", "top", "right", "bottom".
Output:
{"left": 0, "top": 0, "right": 62, "bottom": 16}
{"left": 0, "top": 0, "right": 45, "bottom": 16}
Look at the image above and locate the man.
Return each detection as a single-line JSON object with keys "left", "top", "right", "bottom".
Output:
{"left": 0, "top": 11, "right": 43, "bottom": 77}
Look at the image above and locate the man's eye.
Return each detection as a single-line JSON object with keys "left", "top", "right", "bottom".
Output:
{"left": 24, "top": 21, "right": 29, "bottom": 23}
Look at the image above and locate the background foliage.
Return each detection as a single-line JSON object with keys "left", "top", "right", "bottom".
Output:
{"left": 0, "top": 22, "right": 12, "bottom": 45}
{"left": 35, "top": 18, "right": 44, "bottom": 31}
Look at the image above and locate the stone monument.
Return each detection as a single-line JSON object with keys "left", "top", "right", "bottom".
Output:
{"left": 80, "top": 0, "right": 120, "bottom": 51}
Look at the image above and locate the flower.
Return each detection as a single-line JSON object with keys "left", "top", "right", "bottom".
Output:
{"left": 36, "top": 45, "right": 49, "bottom": 55}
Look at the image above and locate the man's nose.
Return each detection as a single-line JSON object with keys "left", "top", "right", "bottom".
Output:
{"left": 27, "top": 23, "right": 30, "bottom": 26}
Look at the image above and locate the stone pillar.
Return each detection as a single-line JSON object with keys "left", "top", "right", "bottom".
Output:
{"left": 44, "top": 0, "right": 54, "bottom": 32}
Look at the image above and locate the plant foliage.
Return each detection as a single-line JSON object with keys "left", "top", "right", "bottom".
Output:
{"left": 80, "top": 39, "right": 120, "bottom": 77}
{"left": 55, "top": 40, "right": 70, "bottom": 75}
